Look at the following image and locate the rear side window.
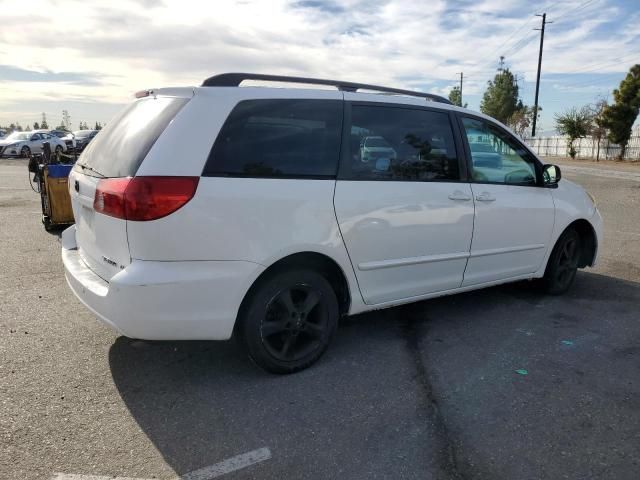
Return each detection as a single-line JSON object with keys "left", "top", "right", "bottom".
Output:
{"left": 345, "top": 105, "right": 460, "bottom": 181}
{"left": 77, "top": 97, "right": 188, "bottom": 178}
{"left": 204, "top": 99, "right": 343, "bottom": 178}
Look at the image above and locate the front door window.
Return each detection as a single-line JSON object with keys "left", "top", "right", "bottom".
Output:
{"left": 461, "top": 117, "right": 537, "bottom": 185}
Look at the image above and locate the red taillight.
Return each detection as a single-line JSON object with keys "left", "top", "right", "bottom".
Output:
{"left": 94, "top": 176, "right": 199, "bottom": 221}
{"left": 94, "top": 177, "right": 130, "bottom": 219}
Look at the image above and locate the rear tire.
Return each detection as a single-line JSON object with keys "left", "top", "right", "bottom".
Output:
{"left": 239, "top": 269, "right": 339, "bottom": 374}
{"left": 542, "top": 228, "right": 581, "bottom": 295}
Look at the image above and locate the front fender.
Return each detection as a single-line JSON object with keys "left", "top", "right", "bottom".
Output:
{"left": 535, "top": 180, "right": 602, "bottom": 275}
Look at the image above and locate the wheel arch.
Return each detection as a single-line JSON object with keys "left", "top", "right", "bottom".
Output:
{"left": 236, "top": 252, "right": 352, "bottom": 333}
{"left": 559, "top": 219, "right": 598, "bottom": 268}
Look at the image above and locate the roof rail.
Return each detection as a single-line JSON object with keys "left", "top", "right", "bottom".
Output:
{"left": 201, "top": 73, "right": 453, "bottom": 105}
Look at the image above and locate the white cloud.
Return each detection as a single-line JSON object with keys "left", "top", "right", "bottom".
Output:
{"left": 0, "top": 0, "right": 637, "bottom": 125}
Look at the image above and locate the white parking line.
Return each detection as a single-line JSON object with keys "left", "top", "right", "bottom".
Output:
{"left": 181, "top": 447, "right": 272, "bottom": 480}
{"left": 52, "top": 447, "right": 272, "bottom": 480}
{"left": 52, "top": 476, "right": 143, "bottom": 480}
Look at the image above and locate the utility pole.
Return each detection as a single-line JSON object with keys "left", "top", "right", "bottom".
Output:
{"left": 459, "top": 72, "right": 463, "bottom": 107}
{"left": 532, "top": 13, "right": 551, "bottom": 137}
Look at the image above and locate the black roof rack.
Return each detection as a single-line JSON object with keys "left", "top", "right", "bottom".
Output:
{"left": 201, "top": 73, "right": 453, "bottom": 105}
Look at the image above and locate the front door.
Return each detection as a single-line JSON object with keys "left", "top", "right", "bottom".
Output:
{"left": 30, "top": 133, "right": 44, "bottom": 153}
{"left": 334, "top": 102, "right": 474, "bottom": 305}
{"left": 458, "top": 116, "right": 555, "bottom": 286}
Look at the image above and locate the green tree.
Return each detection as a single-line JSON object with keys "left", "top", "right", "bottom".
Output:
{"left": 554, "top": 106, "right": 593, "bottom": 159}
{"left": 448, "top": 86, "right": 467, "bottom": 108}
{"left": 40, "top": 114, "right": 48, "bottom": 129}
{"left": 33, "top": 121, "right": 40, "bottom": 130}
{"left": 507, "top": 104, "right": 541, "bottom": 138}
{"left": 600, "top": 64, "right": 640, "bottom": 159}
{"left": 94, "top": 121, "right": 102, "bottom": 130}
{"left": 590, "top": 99, "right": 608, "bottom": 161}
{"left": 480, "top": 67, "right": 519, "bottom": 124}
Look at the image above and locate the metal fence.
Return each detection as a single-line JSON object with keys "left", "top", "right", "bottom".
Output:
{"left": 524, "top": 128, "right": 640, "bottom": 161}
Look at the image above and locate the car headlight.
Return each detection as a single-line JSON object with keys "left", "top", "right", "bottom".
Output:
{"left": 587, "top": 191, "right": 596, "bottom": 207}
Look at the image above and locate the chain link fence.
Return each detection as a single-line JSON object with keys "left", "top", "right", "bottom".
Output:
{"left": 524, "top": 127, "right": 640, "bottom": 161}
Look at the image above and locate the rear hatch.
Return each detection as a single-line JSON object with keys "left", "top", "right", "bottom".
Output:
{"left": 69, "top": 93, "right": 190, "bottom": 281}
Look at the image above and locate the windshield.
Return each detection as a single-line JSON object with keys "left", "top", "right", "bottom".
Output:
{"left": 74, "top": 130, "right": 95, "bottom": 138}
{"left": 77, "top": 97, "right": 188, "bottom": 177}
{"left": 366, "top": 137, "right": 390, "bottom": 148}
{"left": 5, "top": 132, "right": 31, "bottom": 141}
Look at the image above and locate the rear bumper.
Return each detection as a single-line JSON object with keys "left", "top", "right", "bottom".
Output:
{"left": 61, "top": 225, "right": 264, "bottom": 340}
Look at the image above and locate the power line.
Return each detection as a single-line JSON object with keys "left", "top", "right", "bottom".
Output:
{"left": 473, "top": 0, "right": 561, "bottom": 68}
{"left": 473, "top": 17, "right": 536, "bottom": 68}
{"left": 559, "top": 53, "right": 640, "bottom": 75}
{"left": 553, "top": 0, "right": 596, "bottom": 23}
{"left": 502, "top": 31, "right": 539, "bottom": 59}
{"left": 551, "top": 72, "right": 626, "bottom": 90}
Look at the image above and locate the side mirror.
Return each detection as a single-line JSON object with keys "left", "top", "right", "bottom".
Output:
{"left": 543, "top": 164, "right": 561, "bottom": 187}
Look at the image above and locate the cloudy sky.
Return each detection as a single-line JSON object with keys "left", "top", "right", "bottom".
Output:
{"left": 0, "top": 0, "right": 638, "bottom": 133}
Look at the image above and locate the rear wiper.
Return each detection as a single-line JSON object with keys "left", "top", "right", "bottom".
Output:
{"left": 77, "top": 163, "right": 105, "bottom": 178}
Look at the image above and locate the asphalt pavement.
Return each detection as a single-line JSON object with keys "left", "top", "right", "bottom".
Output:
{"left": 1, "top": 159, "right": 639, "bottom": 480}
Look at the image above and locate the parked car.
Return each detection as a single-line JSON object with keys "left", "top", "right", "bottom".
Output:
{"left": 0, "top": 130, "right": 67, "bottom": 157}
{"left": 62, "top": 73, "right": 603, "bottom": 374}
{"left": 359, "top": 135, "right": 397, "bottom": 163}
{"left": 72, "top": 129, "right": 99, "bottom": 152}
{"left": 50, "top": 130, "right": 76, "bottom": 150}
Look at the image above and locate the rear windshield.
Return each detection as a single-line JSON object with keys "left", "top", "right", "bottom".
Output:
{"left": 77, "top": 96, "right": 188, "bottom": 178}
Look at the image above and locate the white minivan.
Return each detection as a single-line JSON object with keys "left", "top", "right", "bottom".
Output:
{"left": 62, "top": 73, "right": 602, "bottom": 373}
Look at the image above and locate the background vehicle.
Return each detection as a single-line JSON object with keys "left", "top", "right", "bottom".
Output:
{"left": 50, "top": 130, "right": 76, "bottom": 150}
{"left": 0, "top": 130, "right": 67, "bottom": 157}
{"left": 360, "top": 135, "right": 397, "bottom": 163}
{"left": 72, "top": 129, "right": 99, "bottom": 152}
{"left": 62, "top": 73, "right": 602, "bottom": 374}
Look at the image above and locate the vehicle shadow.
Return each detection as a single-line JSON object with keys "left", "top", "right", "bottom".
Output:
{"left": 108, "top": 270, "right": 640, "bottom": 479}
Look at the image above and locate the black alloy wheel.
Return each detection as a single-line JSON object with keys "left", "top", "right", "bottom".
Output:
{"left": 543, "top": 229, "right": 581, "bottom": 295}
{"left": 240, "top": 269, "right": 339, "bottom": 373}
{"left": 262, "top": 284, "right": 328, "bottom": 362}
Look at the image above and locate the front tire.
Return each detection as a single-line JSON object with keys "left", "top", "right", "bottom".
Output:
{"left": 21, "top": 146, "right": 31, "bottom": 158}
{"left": 239, "top": 269, "right": 339, "bottom": 374}
{"left": 55, "top": 145, "right": 63, "bottom": 155}
{"left": 543, "top": 228, "right": 581, "bottom": 295}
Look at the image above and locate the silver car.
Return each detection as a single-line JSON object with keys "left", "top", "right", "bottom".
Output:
{"left": 360, "top": 135, "right": 397, "bottom": 163}
{"left": 0, "top": 130, "right": 67, "bottom": 157}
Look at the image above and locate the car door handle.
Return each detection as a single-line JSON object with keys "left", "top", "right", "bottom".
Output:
{"left": 475, "top": 192, "right": 496, "bottom": 202}
{"left": 448, "top": 191, "right": 472, "bottom": 201}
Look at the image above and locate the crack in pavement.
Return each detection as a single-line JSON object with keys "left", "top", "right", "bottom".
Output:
{"left": 399, "top": 309, "right": 467, "bottom": 480}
